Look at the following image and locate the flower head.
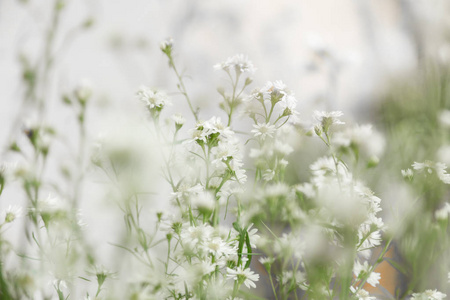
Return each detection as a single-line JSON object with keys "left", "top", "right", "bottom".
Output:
{"left": 160, "top": 38, "right": 174, "bottom": 55}
{"left": 136, "top": 86, "right": 171, "bottom": 111}
{"left": 411, "top": 289, "right": 447, "bottom": 300}
{"left": 402, "top": 168, "right": 413, "bottom": 180}
{"left": 214, "top": 54, "right": 255, "bottom": 74}
{"left": 350, "top": 286, "right": 376, "bottom": 300}
{"left": 251, "top": 122, "right": 276, "bottom": 140}
{"left": 172, "top": 113, "right": 185, "bottom": 128}
{"left": 226, "top": 266, "right": 259, "bottom": 289}
{"left": 313, "top": 110, "right": 344, "bottom": 133}
{"left": 2, "top": 205, "right": 22, "bottom": 224}
{"left": 412, "top": 160, "right": 450, "bottom": 184}
{"left": 353, "top": 260, "right": 380, "bottom": 287}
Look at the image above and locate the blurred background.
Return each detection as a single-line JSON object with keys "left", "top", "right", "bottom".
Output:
{"left": 3, "top": 0, "right": 450, "bottom": 132}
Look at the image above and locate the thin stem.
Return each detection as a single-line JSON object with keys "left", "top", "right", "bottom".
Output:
{"left": 169, "top": 57, "right": 198, "bottom": 121}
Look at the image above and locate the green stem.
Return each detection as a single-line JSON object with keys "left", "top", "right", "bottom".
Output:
{"left": 169, "top": 57, "right": 198, "bottom": 121}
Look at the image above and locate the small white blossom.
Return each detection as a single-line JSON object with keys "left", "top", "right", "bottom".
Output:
{"left": 160, "top": 38, "right": 173, "bottom": 53}
{"left": 412, "top": 161, "right": 450, "bottom": 184}
{"left": 435, "top": 203, "right": 450, "bottom": 220}
{"left": 136, "top": 86, "right": 171, "bottom": 110}
{"left": 332, "top": 124, "right": 385, "bottom": 158}
{"left": 191, "top": 191, "right": 215, "bottom": 213}
{"left": 180, "top": 223, "right": 214, "bottom": 246}
{"left": 402, "top": 168, "right": 414, "bottom": 179}
{"left": 258, "top": 256, "right": 275, "bottom": 267}
{"left": 214, "top": 54, "right": 255, "bottom": 74}
{"left": 226, "top": 266, "right": 259, "bottom": 289}
{"left": 313, "top": 110, "right": 345, "bottom": 133}
{"left": 411, "top": 289, "right": 447, "bottom": 300}
{"left": 350, "top": 286, "right": 376, "bottom": 300}
{"left": 439, "top": 110, "right": 450, "bottom": 128}
{"left": 172, "top": 113, "right": 185, "bottom": 127}
{"left": 1, "top": 205, "right": 23, "bottom": 224}
{"left": 353, "top": 260, "right": 380, "bottom": 287}
{"left": 74, "top": 79, "right": 93, "bottom": 101}
{"left": 261, "top": 80, "right": 288, "bottom": 102}
{"left": 437, "top": 145, "right": 450, "bottom": 165}
{"left": 202, "top": 237, "right": 235, "bottom": 258}
{"left": 251, "top": 122, "right": 276, "bottom": 140}
{"left": 358, "top": 223, "right": 382, "bottom": 249}
{"left": 295, "top": 183, "right": 316, "bottom": 198}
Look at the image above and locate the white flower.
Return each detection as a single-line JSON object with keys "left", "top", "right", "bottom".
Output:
{"left": 262, "top": 169, "right": 275, "bottom": 181}
{"left": 180, "top": 223, "right": 214, "bottom": 246}
{"left": 211, "top": 139, "right": 240, "bottom": 164}
{"left": 411, "top": 289, "right": 447, "bottom": 300}
{"left": 313, "top": 110, "right": 345, "bottom": 132}
{"left": 1, "top": 205, "right": 23, "bottom": 224}
{"left": 258, "top": 256, "right": 275, "bottom": 267}
{"left": 191, "top": 191, "right": 215, "bottom": 212}
{"left": 273, "top": 140, "right": 294, "bottom": 156}
{"left": 226, "top": 266, "right": 259, "bottom": 289}
{"left": 160, "top": 38, "right": 173, "bottom": 53}
{"left": 310, "top": 156, "right": 344, "bottom": 179}
{"left": 202, "top": 237, "right": 235, "bottom": 258}
{"left": 358, "top": 223, "right": 382, "bottom": 249}
{"left": 136, "top": 86, "right": 171, "bottom": 110}
{"left": 189, "top": 117, "right": 234, "bottom": 143}
{"left": 280, "top": 95, "right": 297, "bottom": 112}
{"left": 261, "top": 80, "right": 288, "bottom": 102}
{"left": 435, "top": 203, "right": 450, "bottom": 220}
{"left": 74, "top": 79, "right": 93, "bottom": 101}
{"left": 353, "top": 260, "right": 380, "bottom": 287}
{"left": 277, "top": 270, "right": 306, "bottom": 287}
{"left": 251, "top": 122, "right": 276, "bottom": 140}
{"left": 350, "top": 286, "right": 376, "bottom": 300}
{"left": 295, "top": 183, "right": 316, "bottom": 198}
{"left": 0, "top": 162, "right": 18, "bottom": 182}
{"left": 172, "top": 113, "right": 185, "bottom": 127}
{"left": 412, "top": 161, "right": 450, "bottom": 184}
{"left": 439, "top": 110, "right": 450, "bottom": 128}
{"left": 214, "top": 54, "right": 255, "bottom": 74}
{"left": 402, "top": 168, "right": 413, "bottom": 179}
{"left": 246, "top": 223, "right": 260, "bottom": 248}
{"left": 437, "top": 145, "right": 450, "bottom": 165}
{"left": 332, "top": 124, "right": 385, "bottom": 158}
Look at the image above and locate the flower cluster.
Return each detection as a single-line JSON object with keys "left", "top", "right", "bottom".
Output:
{"left": 2, "top": 34, "right": 449, "bottom": 300}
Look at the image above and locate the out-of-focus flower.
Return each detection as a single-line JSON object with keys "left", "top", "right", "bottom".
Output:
{"left": 136, "top": 86, "right": 171, "bottom": 110}
{"left": 332, "top": 124, "right": 385, "bottom": 158}
{"left": 350, "top": 286, "right": 376, "bottom": 300}
{"left": 439, "top": 110, "right": 450, "bottom": 128}
{"left": 313, "top": 110, "right": 345, "bottom": 134}
{"left": 160, "top": 38, "right": 173, "bottom": 55}
{"left": 172, "top": 113, "right": 186, "bottom": 129}
{"left": 402, "top": 168, "right": 414, "bottom": 180}
{"left": 411, "top": 289, "right": 447, "bottom": 300}
{"left": 214, "top": 54, "right": 255, "bottom": 74}
{"left": 1, "top": 205, "right": 23, "bottom": 224}
{"left": 74, "top": 79, "right": 93, "bottom": 102}
{"left": 412, "top": 161, "right": 450, "bottom": 184}
{"left": 435, "top": 203, "right": 450, "bottom": 220}
{"left": 353, "top": 260, "right": 380, "bottom": 287}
